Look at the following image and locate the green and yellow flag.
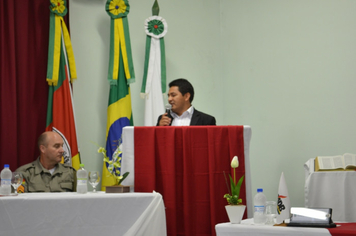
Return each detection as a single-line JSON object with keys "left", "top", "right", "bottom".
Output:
{"left": 102, "top": 0, "right": 135, "bottom": 189}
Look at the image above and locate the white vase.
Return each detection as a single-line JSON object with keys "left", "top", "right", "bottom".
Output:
{"left": 225, "top": 205, "right": 246, "bottom": 224}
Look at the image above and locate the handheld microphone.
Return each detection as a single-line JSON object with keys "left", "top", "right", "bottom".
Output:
{"left": 165, "top": 104, "right": 172, "bottom": 117}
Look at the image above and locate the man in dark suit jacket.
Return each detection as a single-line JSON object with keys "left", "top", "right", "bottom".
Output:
{"left": 157, "top": 78, "right": 216, "bottom": 126}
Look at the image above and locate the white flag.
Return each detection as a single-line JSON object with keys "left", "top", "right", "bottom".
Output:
{"left": 276, "top": 172, "right": 291, "bottom": 224}
{"left": 141, "top": 16, "right": 168, "bottom": 126}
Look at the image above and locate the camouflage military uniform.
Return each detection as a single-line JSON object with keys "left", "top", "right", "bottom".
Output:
{"left": 16, "top": 158, "right": 76, "bottom": 192}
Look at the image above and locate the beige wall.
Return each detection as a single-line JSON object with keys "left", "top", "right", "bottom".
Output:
{"left": 221, "top": 0, "right": 356, "bottom": 207}
{"left": 71, "top": 0, "right": 356, "bottom": 207}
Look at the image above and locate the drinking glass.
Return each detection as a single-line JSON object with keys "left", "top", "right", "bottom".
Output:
{"left": 11, "top": 172, "right": 23, "bottom": 194}
{"left": 265, "top": 201, "right": 277, "bottom": 225}
{"left": 88, "top": 171, "right": 100, "bottom": 193}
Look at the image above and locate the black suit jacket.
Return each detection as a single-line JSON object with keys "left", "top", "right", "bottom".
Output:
{"left": 156, "top": 109, "right": 216, "bottom": 126}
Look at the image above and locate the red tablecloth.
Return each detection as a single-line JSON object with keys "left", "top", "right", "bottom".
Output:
{"left": 134, "top": 126, "right": 246, "bottom": 236}
{"left": 328, "top": 223, "right": 356, "bottom": 236}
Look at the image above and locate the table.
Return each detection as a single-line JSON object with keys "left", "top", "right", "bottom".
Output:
{"left": 216, "top": 219, "right": 356, "bottom": 236}
{"left": 0, "top": 192, "right": 166, "bottom": 236}
{"left": 304, "top": 159, "right": 356, "bottom": 222}
{"left": 121, "top": 126, "right": 252, "bottom": 236}
{"left": 216, "top": 219, "right": 331, "bottom": 236}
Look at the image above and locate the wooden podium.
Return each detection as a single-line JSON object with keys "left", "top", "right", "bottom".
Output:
{"left": 121, "top": 126, "right": 252, "bottom": 236}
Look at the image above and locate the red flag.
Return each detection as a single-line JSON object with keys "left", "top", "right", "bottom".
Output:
{"left": 46, "top": 2, "right": 80, "bottom": 169}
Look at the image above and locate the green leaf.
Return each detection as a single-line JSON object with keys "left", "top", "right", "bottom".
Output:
{"left": 229, "top": 175, "right": 235, "bottom": 194}
{"left": 235, "top": 175, "right": 244, "bottom": 200}
{"left": 118, "top": 172, "right": 130, "bottom": 185}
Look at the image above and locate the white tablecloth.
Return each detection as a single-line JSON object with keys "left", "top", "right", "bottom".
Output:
{"left": 121, "top": 125, "right": 253, "bottom": 218}
{"left": 215, "top": 219, "right": 331, "bottom": 236}
{"left": 0, "top": 192, "right": 167, "bottom": 236}
{"left": 304, "top": 159, "right": 356, "bottom": 222}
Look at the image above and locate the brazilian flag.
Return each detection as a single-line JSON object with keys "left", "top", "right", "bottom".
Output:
{"left": 102, "top": 0, "right": 135, "bottom": 189}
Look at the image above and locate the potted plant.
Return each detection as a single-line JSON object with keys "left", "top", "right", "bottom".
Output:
{"left": 97, "top": 143, "right": 130, "bottom": 193}
{"left": 224, "top": 156, "right": 245, "bottom": 223}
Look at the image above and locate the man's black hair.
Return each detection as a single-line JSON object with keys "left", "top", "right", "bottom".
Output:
{"left": 169, "top": 78, "right": 194, "bottom": 103}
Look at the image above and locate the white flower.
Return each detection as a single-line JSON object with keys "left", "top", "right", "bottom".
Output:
{"left": 231, "top": 156, "right": 239, "bottom": 168}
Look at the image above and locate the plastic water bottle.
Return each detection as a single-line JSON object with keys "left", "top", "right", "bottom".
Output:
{"left": 254, "top": 188, "right": 267, "bottom": 224}
{"left": 0, "top": 164, "right": 12, "bottom": 195}
{"left": 76, "top": 164, "right": 88, "bottom": 194}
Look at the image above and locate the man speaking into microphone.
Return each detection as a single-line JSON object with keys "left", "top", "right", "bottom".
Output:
{"left": 157, "top": 78, "right": 216, "bottom": 126}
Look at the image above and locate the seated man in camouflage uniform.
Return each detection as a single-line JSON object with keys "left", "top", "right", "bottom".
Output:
{"left": 16, "top": 131, "right": 76, "bottom": 192}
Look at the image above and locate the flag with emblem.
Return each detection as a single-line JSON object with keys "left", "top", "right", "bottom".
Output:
{"left": 276, "top": 172, "right": 291, "bottom": 224}
{"left": 102, "top": 0, "right": 135, "bottom": 190}
{"left": 140, "top": 0, "right": 167, "bottom": 126}
{"left": 45, "top": 0, "right": 81, "bottom": 170}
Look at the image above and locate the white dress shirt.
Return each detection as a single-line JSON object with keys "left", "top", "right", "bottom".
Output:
{"left": 171, "top": 106, "right": 194, "bottom": 126}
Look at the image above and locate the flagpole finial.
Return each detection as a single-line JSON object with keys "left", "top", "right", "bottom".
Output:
{"left": 152, "top": 0, "right": 159, "bottom": 16}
